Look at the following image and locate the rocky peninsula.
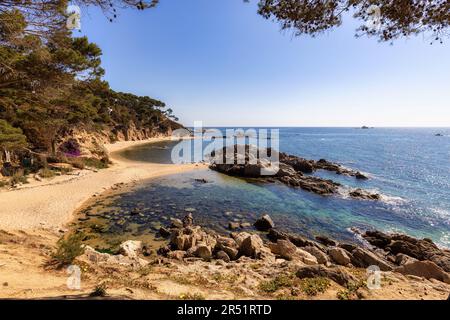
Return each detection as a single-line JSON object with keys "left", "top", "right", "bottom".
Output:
{"left": 210, "top": 145, "right": 380, "bottom": 200}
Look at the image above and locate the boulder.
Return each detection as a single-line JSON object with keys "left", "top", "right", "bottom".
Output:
{"left": 159, "top": 227, "right": 171, "bottom": 238}
{"left": 223, "top": 246, "right": 239, "bottom": 261}
{"left": 395, "top": 260, "right": 450, "bottom": 284}
{"left": 303, "top": 246, "right": 330, "bottom": 265}
{"left": 82, "top": 246, "right": 148, "bottom": 268}
{"left": 395, "top": 253, "right": 417, "bottom": 266}
{"left": 182, "top": 213, "right": 194, "bottom": 227}
{"left": 170, "top": 218, "right": 183, "bottom": 229}
{"left": 216, "top": 250, "right": 231, "bottom": 263}
{"left": 167, "top": 250, "right": 186, "bottom": 261}
{"left": 351, "top": 247, "right": 393, "bottom": 271}
{"left": 363, "top": 230, "right": 450, "bottom": 272}
{"left": 194, "top": 245, "right": 212, "bottom": 261}
{"left": 119, "top": 240, "right": 142, "bottom": 258}
{"left": 228, "top": 222, "right": 240, "bottom": 230}
{"left": 239, "top": 234, "right": 265, "bottom": 258}
{"left": 328, "top": 247, "right": 352, "bottom": 266}
{"left": 296, "top": 265, "right": 357, "bottom": 287}
{"left": 315, "top": 235, "right": 337, "bottom": 247}
{"left": 268, "top": 229, "right": 317, "bottom": 247}
{"left": 339, "top": 243, "right": 357, "bottom": 253}
{"left": 268, "top": 240, "right": 297, "bottom": 260}
{"left": 254, "top": 214, "right": 275, "bottom": 231}
{"left": 232, "top": 232, "right": 252, "bottom": 247}
{"left": 349, "top": 188, "right": 381, "bottom": 200}
{"left": 296, "top": 248, "right": 318, "bottom": 265}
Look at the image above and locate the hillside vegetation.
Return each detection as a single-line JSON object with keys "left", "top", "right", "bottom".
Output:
{"left": 0, "top": 2, "right": 181, "bottom": 184}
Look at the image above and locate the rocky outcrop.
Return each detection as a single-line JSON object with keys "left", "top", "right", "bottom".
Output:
{"left": 328, "top": 247, "right": 352, "bottom": 266}
{"left": 350, "top": 247, "right": 393, "bottom": 271}
{"left": 362, "top": 230, "right": 450, "bottom": 272}
{"left": 395, "top": 261, "right": 450, "bottom": 284}
{"left": 209, "top": 145, "right": 378, "bottom": 199}
{"left": 296, "top": 265, "right": 357, "bottom": 287}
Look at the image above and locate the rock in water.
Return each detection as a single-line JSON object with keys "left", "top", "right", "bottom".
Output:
{"left": 254, "top": 214, "right": 275, "bottom": 231}
{"left": 315, "top": 235, "right": 337, "bottom": 247}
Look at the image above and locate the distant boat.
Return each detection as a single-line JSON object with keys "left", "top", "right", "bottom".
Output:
{"left": 360, "top": 126, "right": 373, "bottom": 129}
{"left": 435, "top": 133, "right": 444, "bottom": 137}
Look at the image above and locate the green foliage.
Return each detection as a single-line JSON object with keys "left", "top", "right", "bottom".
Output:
{"left": 10, "top": 169, "right": 28, "bottom": 186}
{"left": 179, "top": 293, "right": 206, "bottom": 300}
{"left": 0, "top": 120, "right": 27, "bottom": 151}
{"left": 0, "top": 6, "right": 180, "bottom": 161}
{"left": 259, "top": 274, "right": 295, "bottom": 293}
{"left": 299, "top": 277, "right": 331, "bottom": 296}
{"left": 82, "top": 157, "right": 110, "bottom": 169}
{"left": 38, "top": 168, "right": 56, "bottom": 179}
{"left": 90, "top": 283, "right": 108, "bottom": 297}
{"left": 337, "top": 279, "right": 366, "bottom": 300}
{"left": 52, "top": 233, "right": 85, "bottom": 267}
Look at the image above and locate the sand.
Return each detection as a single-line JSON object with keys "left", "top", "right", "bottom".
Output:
{"left": 0, "top": 137, "right": 203, "bottom": 231}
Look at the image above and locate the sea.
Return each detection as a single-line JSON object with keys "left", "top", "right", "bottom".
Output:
{"left": 81, "top": 127, "right": 450, "bottom": 248}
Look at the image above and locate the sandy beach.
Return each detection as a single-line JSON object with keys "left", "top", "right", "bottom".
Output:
{"left": 0, "top": 137, "right": 202, "bottom": 231}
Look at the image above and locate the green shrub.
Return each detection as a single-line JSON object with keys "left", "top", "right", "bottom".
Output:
{"left": 299, "top": 277, "right": 331, "bottom": 296}
{"left": 51, "top": 233, "right": 85, "bottom": 267}
{"left": 179, "top": 293, "right": 205, "bottom": 300}
{"left": 83, "top": 157, "right": 110, "bottom": 169}
{"left": 10, "top": 169, "right": 28, "bottom": 186}
{"left": 0, "top": 180, "right": 9, "bottom": 188}
{"left": 39, "top": 168, "right": 56, "bottom": 179}
{"left": 90, "top": 283, "right": 107, "bottom": 297}
{"left": 68, "top": 157, "right": 85, "bottom": 169}
{"left": 259, "top": 274, "right": 295, "bottom": 293}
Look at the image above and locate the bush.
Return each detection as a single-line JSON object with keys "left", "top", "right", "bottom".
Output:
{"left": 259, "top": 274, "right": 295, "bottom": 293}
{"left": 89, "top": 283, "right": 107, "bottom": 297}
{"left": 0, "top": 180, "right": 9, "bottom": 188}
{"left": 10, "top": 169, "right": 28, "bottom": 186}
{"left": 51, "top": 233, "right": 85, "bottom": 267}
{"left": 299, "top": 277, "right": 331, "bottom": 296}
{"left": 68, "top": 157, "right": 85, "bottom": 169}
{"left": 83, "top": 157, "right": 110, "bottom": 169}
{"left": 39, "top": 167, "right": 56, "bottom": 179}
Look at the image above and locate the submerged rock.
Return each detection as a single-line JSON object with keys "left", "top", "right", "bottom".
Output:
{"left": 254, "top": 214, "right": 275, "bottom": 231}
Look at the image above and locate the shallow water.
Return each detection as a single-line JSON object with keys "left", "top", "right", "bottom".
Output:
{"left": 80, "top": 128, "right": 450, "bottom": 247}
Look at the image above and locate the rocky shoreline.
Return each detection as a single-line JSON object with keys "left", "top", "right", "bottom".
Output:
{"left": 76, "top": 211, "right": 450, "bottom": 300}
{"left": 209, "top": 146, "right": 381, "bottom": 200}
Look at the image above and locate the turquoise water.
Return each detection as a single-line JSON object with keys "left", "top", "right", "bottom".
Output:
{"left": 110, "top": 128, "right": 450, "bottom": 247}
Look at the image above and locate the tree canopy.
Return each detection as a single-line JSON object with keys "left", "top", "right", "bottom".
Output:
{"left": 0, "top": 2, "right": 178, "bottom": 157}
{"left": 255, "top": 0, "right": 449, "bottom": 43}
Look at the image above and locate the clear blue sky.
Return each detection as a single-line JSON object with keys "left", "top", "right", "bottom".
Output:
{"left": 78, "top": 0, "right": 450, "bottom": 127}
